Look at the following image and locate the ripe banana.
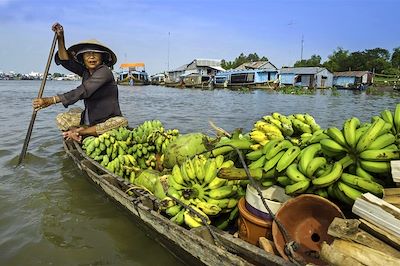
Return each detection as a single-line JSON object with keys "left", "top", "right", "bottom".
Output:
{"left": 276, "top": 146, "right": 301, "bottom": 172}
{"left": 207, "top": 177, "right": 227, "bottom": 190}
{"left": 340, "top": 173, "right": 383, "bottom": 197}
{"left": 204, "top": 160, "right": 217, "bottom": 184}
{"left": 312, "top": 162, "right": 343, "bottom": 188}
{"left": 196, "top": 201, "right": 222, "bottom": 216}
{"left": 356, "top": 118, "right": 386, "bottom": 153}
{"left": 217, "top": 167, "right": 263, "bottom": 180}
{"left": 286, "top": 163, "right": 309, "bottom": 182}
{"left": 208, "top": 185, "right": 235, "bottom": 199}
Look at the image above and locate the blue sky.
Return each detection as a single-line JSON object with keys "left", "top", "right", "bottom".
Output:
{"left": 0, "top": 0, "right": 399, "bottom": 75}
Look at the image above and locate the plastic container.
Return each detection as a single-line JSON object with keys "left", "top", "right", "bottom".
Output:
{"left": 238, "top": 197, "right": 273, "bottom": 246}
{"left": 245, "top": 185, "right": 290, "bottom": 220}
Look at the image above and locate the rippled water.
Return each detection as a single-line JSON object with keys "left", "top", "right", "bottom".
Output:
{"left": 0, "top": 80, "right": 398, "bottom": 265}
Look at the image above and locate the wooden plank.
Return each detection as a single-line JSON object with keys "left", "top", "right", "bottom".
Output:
{"left": 359, "top": 219, "right": 400, "bottom": 251}
{"left": 352, "top": 193, "right": 400, "bottom": 238}
{"left": 328, "top": 239, "right": 400, "bottom": 266}
{"left": 390, "top": 160, "right": 400, "bottom": 184}
{"left": 328, "top": 218, "right": 400, "bottom": 258}
{"left": 320, "top": 241, "right": 365, "bottom": 266}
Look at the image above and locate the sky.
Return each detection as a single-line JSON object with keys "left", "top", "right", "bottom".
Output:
{"left": 0, "top": 0, "right": 399, "bottom": 76}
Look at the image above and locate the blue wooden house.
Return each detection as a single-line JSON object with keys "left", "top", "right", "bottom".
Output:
{"left": 333, "top": 71, "right": 373, "bottom": 89}
{"left": 279, "top": 67, "right": 333, "bottom": 88}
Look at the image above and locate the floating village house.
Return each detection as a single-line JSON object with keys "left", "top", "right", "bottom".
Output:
{"left": 333, "top": 71, "right": 373, "bottom": 89}
{"left": 215, "top": 60, "right": 278, "bottom": 88}
{"left": 166, "top": 64, "right": 188, "bottom": 83}
{"left": 279, "top": 67, "right": 333, "bottom": 88}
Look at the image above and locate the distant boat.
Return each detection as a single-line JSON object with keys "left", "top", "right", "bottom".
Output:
{"left": 117, "top": 62, "right": 150, "bottom": 86}
{"left": 215, "top": 69, "right": 278, "bottom": 89}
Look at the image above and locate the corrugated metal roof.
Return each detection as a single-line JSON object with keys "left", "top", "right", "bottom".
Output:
{"left": 169, "top": 64, "right": 188, "bottom": 72}
{"left": 279, "top": 67, "right": 327, "bottom": 75}
{"left": 333, "top": 71, "right": 371, "bottom": 77}
{"left": 235, "top": 61, "right": 277, "bottom": 70}
{"left": 191, "top": 59, "right": 222, "bottom": 67}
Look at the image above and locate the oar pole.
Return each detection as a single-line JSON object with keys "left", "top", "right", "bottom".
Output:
{"left": 17, "top": 33, "right": 58, "bottom": 165}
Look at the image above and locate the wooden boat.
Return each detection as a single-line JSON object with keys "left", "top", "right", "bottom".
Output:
{"left": 62, "top": 139, "right": 291, "bottom": 266}
{"left": 117, "top": 62, "right": 150, "bottom": 86}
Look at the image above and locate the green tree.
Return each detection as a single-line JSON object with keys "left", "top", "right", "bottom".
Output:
{"left": 391, "top": 47, "right": 400, "bottom": 68}
{"left": 323, "top": 47, "right": 350, "bottom": 72}
{"left": 221, "top": 53, "right": 269, "bottom": 69}
{"left": 294, "top": 54, "right": 322, "bottom": 67}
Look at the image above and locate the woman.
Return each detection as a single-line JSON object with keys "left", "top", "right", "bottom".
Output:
{"left": 33, "top": 23, "right": 127, "bottom": 142}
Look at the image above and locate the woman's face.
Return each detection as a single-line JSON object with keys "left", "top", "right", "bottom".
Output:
{"left": 83, "top": 51, "right": 102, "bottom": 71}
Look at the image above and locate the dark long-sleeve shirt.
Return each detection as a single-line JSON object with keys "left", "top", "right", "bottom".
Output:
{"left": 55, "top": 55, "right": 123, "bottom": 126}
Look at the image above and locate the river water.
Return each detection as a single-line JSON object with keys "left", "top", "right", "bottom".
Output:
{"left": 0, "top": 80, "right": 398, "bottom": 265}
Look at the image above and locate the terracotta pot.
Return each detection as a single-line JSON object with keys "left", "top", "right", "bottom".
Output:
{"left": 272, "top": 194, "right": 344, "bottom": 265}
{"left": 238, "top": 197, "right": 273, "bottom": 246}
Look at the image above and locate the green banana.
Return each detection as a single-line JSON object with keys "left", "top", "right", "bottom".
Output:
{"left": 204, "top": 160, "right": 217, "bottom": 184}
{"left": 312, "top": 162, "right": 343, "bottom": 188}
{"left": 172, "top": 164, "right": 185, "bottom": 185}
{"left": 356, "top": 118, "right": 386, "bottom": 152}
{"left": 261, "top": 178, "right": 276, "bottom": 188}
{"left": 337, "top": 181, "right": 363, "bottom": 201}
{"left": 355, "top": 163, "right": 376, "bottom": 181}
{"left": 285, "top": 180, "right": 310, "bottom": 195}
{"left": 262, "top": 139, "right": 280, "bottom": 154}
{"left": 380, "top": 109, "right": 394, "bottom": 133}
{"left": 298, "top": 143, "right": 321, "bottom": 175}
{"left": 277, "top": 175, "right": 295, "bottom": 186}
{"left": 219, "top": 160, "right": 235, "bottom": 169}
{"left": 166, "top": 205, "right": 182, "bottom": 217}
{"left": 263, "top": 150, "right": 285, "bottom": 172}
{"left": 343, "top": 117, "right": 360, "bottom": 149}
{"left": 207, "top": 198, "right": 230, "bottom": 209}
{"left": 337, "top": 154, "right": 355, "bottom": 169}
{"left": 340, "top": 173, "right": 383, "bottom": 197}
{"left": 305, "top": 156, "right": 327, "bottom": 178}
{"left": 332, "top": 183, "right": 354, "bottom": 205}
{"left": 367, "top": 133, "right": 396, "bottom": 150}
{"left": 292, "top": 118, "right": 313, "bottom": 134}
{"left": 314, "top": 188, "right": 328, "bottom": 198}
{"left": 208, "top": 185, "right": 235, "bottom": 199}
{"left": 276, "top": 146, "right": 301, "bottom": 172}
{"left": 326, "top": 127, "right": 349, "bottom": 149}
{"left": 183, "top": 211, "right": 203, "bottom": 228}
{"left": 249, "top": 155, "right": 267, "bottom": 170}
{"left": 246, "top": 149, "right": 264, "bottom": 161}
{"left": 308, "top": 130, "right": 329, "bottom": 144}
{"left": 217, "top": 167, "right": 263, "bottom": 180}
{"left": 394, "top": 103, "right": 400, "bottom": 133}
{"left": 359, "top": 160, "right": 391, "bottom": 174}
{"left": 320, "top": 139, "right": 348, "bottom": 154}
{"left": 286, "top": 163, "right": 309, "bottom": 182}
{"left": 193, "top": 156, "right": 205, "bottom": 181}
{"left": 359, "top": 149, "right": 400, "bottom": 161}
{"left": 170, "top": 210, "right": 185, "bottom": 225}
{"left": 265, "top": 139, "right": 293, "bottom": 159}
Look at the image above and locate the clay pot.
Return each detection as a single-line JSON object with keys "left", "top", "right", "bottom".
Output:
{"left": 272, "top": 194, "right": 344, "bottom": 265}
{"left": 238, "top": 197, "right": 273, "bottom": 246}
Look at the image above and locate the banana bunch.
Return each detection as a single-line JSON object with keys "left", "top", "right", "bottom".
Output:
{"left": 263, "top": 112, "right": 294, "bottom": 137}
{"left": 164, "top": 155, "right": 240, "bottom": 228}
{"left": 249, "top": 120, "right": 284, "bottom": 148}
{"left": 320, "top": 115, "right": 399, "bottom": 178}
{"left": 380, "top": 103, "right": 400, "bottom": 146}
{"left": 288, "top": 113, "right": 321, "bottom": 135}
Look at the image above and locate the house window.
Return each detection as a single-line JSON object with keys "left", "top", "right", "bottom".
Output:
{"left": 295, "top": 75, "right": 301, "bottom": 83}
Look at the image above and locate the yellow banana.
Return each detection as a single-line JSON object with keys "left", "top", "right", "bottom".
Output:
{"left": 193, "top": 156, "right": 205, "bottom": 181}
{"left": 208, "top": 185, "right": 235, "bottom": 199}
{"left": 196, "top": 201, "right": 221, "bottom": 216}
{"left": 172, "top": 164, "right": 185, "bottom": 185}
{"left": 215, "top": 155, "right": 225, "bottom": 169}
{"left": 312, "top": 162, "right": 343, "bottom": 188}
{"left": 183, "top": 211, "right": 203, "bottom": 228}
{"left": 170, "top": 210, "right": 184, "bottom": 225}
{"left": 220, "top": 160, "right": 234, "bottom": 169}
{"left": 207, "top": 177, "right": 227, "bottom": 190}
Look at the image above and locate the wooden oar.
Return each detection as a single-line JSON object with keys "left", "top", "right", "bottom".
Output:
{"left": 17, "top": 33, "right": 57, "bottom": 165}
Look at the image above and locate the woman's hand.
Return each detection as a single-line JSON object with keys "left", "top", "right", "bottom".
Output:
{"left": 32, "top": 97, "right": 53, "bottom": 111}
{"left": 52, "top": 22, "right": 64, "bottom": 37}
{"left": 62, "top": 127, "right": 84, "bottom": 143}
